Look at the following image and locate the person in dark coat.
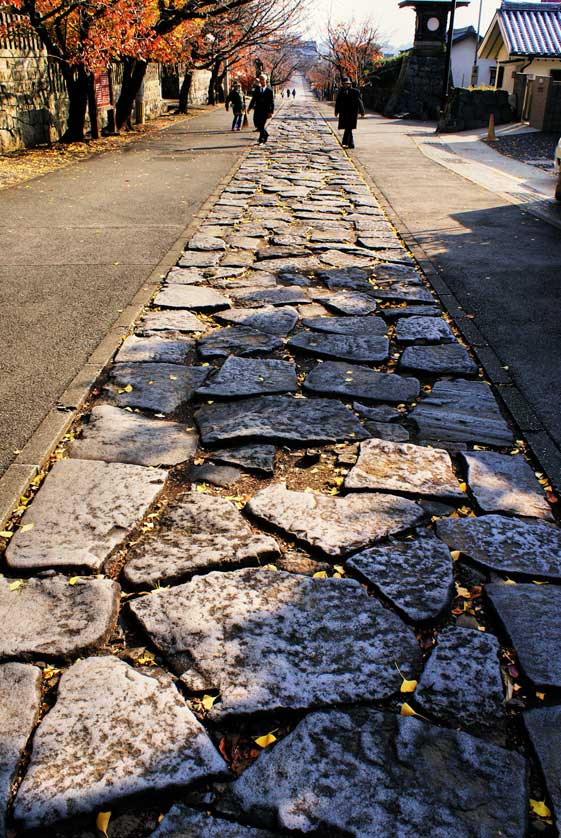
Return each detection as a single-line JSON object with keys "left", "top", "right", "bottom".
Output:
{"left": 248, "top": 73, "right": 274, "bottom": 144}
{"left": 334, "top": 77, "right": 365, "bottom": 149}
{"left": 225, "top": 82, "right": 245, "bottom": 131}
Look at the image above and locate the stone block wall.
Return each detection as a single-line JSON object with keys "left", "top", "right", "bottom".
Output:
{"left": 440, "top": 87, "right": 513, "bottom": 132}
{"left": 385, "top": 54, "right": 447, "bottom": 120}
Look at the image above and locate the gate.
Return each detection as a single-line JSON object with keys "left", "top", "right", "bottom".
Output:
{"left": 544, "top": 81, "right": 561, "bottom": 133}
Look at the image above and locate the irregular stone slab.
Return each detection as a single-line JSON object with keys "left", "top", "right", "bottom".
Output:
{"left": 320, "top": 250, "right": 374, "bottom": 269}
{"left": 247, "top": 483, "right": 424, "bottom": 557}
{"left": 347, "top": 536, "right": 454, "bottom": 623}
{"left": 69, "top": 405, "right": 198, "bottom": 467}
{"left": 302, "top": 315, "right": 386, "bottom": 335}
{"left": 0, "top": 575, "right": 120, "bottom": 659}
{"left": 13, "top": 657, "right": 226, "bottom": 830}
{"left": 276, "top": 550, "right": 331, "bottom": 577}
{"left": 130, "top": 569, "right": 421, "bottom": 717}
{"left": 411, "top": 379, "right": 514, "bottom": 447}
{"left": 256, "top": 246, "right": 310, "bottom": 260}
{"left": 400, "top": 344, "right": 478, "bottom": 375}
{"left": 212, "top": 444, "right": 276, "bottom": 474}
{"left": 178, "top": 251, "right": 222, "bottom": 268}
{"left": 345, "top": 438, "right": 464, "bottom": 499}
{"left": 354, "top": 402, "right": 401, "bottom": 422}
{"left": 364, "top": 421, "right": 409, "bottom": 442}
{"left": 187, "top": 234, "right": 226, "bottom": 251}
{"left": 210, "top": 267, "right": 246, "bottom": 279}
{"left": 252, "top": 257, "right": 321, "bottom": 273}
{"left": 227, "top": 235, "right": 266, "bottom": 250}
{"left": 195, "top": 396, "right": 368, "bottom": 446}
{"left": 212, "top": 273, "right": 278, "bottom": 290}
{"left": 230, "top": 287, "right": 309, "bottom": 307}
{"left": 165, "top": 267, "right": 206, "bottom": 285}
{"left": 154, "top": 286, "right": 231, "bottom": 312}
{"left": 310, "top": 231, "right": 353, "bottom": 243}
{"left": 316, "top": 269, "right": 372, "bottom": 293}
{"left": 276, "top": 271, "right": 311, "bottom": 287}
{"left": 462, "top": 451, "right": 553, "bottom": 520}
{"left": 288, "top": 333, "right": 389, "bottom": 363}
{"left": 225, "top": 708, "right": 527, "bottom": 837}
{"left": 323, "top": 291, "right": 377, "bottom": 316}
{"left": 138, "top": 310, "right": 206, "bottom": 334}
{"left": 486, "top": 584, "right": 561, "bottom": 688}
{"left": 197, "top": 327, "right": 283, "bottom": 359}
{"left": 6, "top": 459, "right": 166, "bottom": 572}
{"left": 382, "top": 304, "right": 442, "bottom": 319}
{"left": 124, "top": 491, "right": 280, "bottom": 586}
{"left": 372, "top": 282, "right": 434, "bottom": 303}
{"left": 436, "top": 515, "right": 561, "bottom": 579}
{"left": 216, "top": 305, "right": 298, "bottom": 335}
{"left": 153, "top": 806, "right": 276, "bottom": 838}
{"left": 304, "top": 362, "right": 419, "bottom": 403}
{"left": 0, "top": 664, "right": 42, "bottom": 838}
{"left": 416, "top": 627, "right": 506, "bottom": 738}
{"left": 197, "top": 357, "right": 297, "bottom": 398}
{"left": 396, "top": 316, "right": 456, "bottom": 344}
{"left": 190, "top": 463, "right": 242, "bottom": 487}
{"left": 221, "top": 251, "right": 255, "bottom": 268}
{"left": 114, "top": 335, "right": 194, "bottom": 365}
{"left": 105, "top": 363, "right": 209, "bottom": 413}
{"left": 523, "top": 707, "right": 561, "bottom": 833}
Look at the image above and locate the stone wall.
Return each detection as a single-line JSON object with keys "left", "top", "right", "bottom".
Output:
{"left": 385, "top": 54, "right": 447, "bottom": 120}
{"left": 439, "top": 87, "right": 513, "bottom": 132}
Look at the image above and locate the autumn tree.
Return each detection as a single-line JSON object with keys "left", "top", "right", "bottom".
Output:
{"left": 319, "top": 18, "right": 382, "bottom": 88}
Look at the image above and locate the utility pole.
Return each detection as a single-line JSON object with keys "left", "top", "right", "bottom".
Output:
{"left": 439, "top": 0, "right": 458, "bottom": 117}
{"left": 471, "top": 0, "right": 484, "bottom": 86}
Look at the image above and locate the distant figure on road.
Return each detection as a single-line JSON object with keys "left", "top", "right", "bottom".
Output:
{"left": 335, "top": 77, "right": 365, "bottom": 149}
{"left": 292, "top": 88, "right": 296, "bottom": 97}
{"left": 225, "top": 82, "right": 245, "bottom": 132}
{"left": 248, "top": 73, "right": 274, "bottom": 144}
{"left": 286, "top": 87, "right": 291, "bottom": 98}
{"left": 281, "top": 90, "right": 284, "bottom": 98}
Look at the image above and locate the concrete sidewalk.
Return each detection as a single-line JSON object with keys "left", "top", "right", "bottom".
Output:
{"left": 0, "top": 104, "right": 255, "bottom": 493}
{"left": 321, "top": 106, "right": 561, "bottom": 491}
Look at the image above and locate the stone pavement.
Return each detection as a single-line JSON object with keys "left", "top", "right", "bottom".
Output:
{"left": 0, "top": 88, "right": 560, "bottom": 837}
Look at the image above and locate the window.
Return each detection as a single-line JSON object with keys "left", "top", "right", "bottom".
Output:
{"left": 550, "top": 69, "right": 561, "bottom": 81}
{"left": 489, "top": 66, "right": 497, "bottom": 86}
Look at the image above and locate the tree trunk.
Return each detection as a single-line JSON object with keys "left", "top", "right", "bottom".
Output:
{"left": 116, "top": 58, "right": 148, "bottom": 130}
{"left": 87, "top": 73, "right": 100, "bottom": 139}
{"left": 216, "top": 68, "right": 227, "bottom": 103}
{"left": 178, "top": 69, "right": 193, "bottom": 113}
{"left": 61, "top": 65, "right": 89, "bottom": 142}
{"left": 207, "top": 59, "right": 221, "bottom": 105}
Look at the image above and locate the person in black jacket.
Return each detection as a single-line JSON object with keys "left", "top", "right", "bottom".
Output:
{"left": 248, "top": 73, "right": 274, "bottom": 144}
{"left": 225, "top": 82, "right": 245, "bottom": 131}
{"left": 334, "top": 77, "right": 365, "bottom": 149}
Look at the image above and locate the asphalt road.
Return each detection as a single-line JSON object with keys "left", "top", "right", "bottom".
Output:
{"left": 332, "top": 111, "right": 561, "bottom": 486}
{"left": 0, "top": 106, "right": 254, "bottom": 477}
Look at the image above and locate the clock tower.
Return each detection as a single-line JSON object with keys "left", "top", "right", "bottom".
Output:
{"left": 399, "top": 0, "right": 469, "bottom": 54}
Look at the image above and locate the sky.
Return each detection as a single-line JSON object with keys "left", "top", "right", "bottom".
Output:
{"left": 305, "top": 0, "right": 499, "bottom": 52}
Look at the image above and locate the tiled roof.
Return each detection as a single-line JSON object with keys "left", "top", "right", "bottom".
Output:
{"left": 453, "top": 25, "right": 480, "bottom": 44}
{"left": 500, "top": 1, "right": 561, "bottom": 56}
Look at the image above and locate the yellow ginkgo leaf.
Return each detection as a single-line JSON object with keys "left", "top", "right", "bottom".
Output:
{"left": 20, "top": 523, "right": 34, "bottom": 533}
{"left": 400, "top": 679, "right": 418, "bottom": 694}
{"left": 9, "top": 580, "right": 24, "bottom": 591}
{"left": 202, "top": 694, "right": 218, "bottom": 710}
{"left": 96, "top": 810, "right": 111, "bottom": 837}
{"left": 313, "top": 571, "right": 328, "bottom": 579}
{"left": 536, "top": 692, "right": 545, "bottom": 700}
{"left": 450, "top": 550, "right": 461, "bottom": 560}
{"left": 455, "top": 585, "right": 471, "bottom": 598}
{"left": 458, "top": 482, "right": 467, "bottom": 492}
{"left": 530, "top": 799, "right": 551, "bottom": 819}
{"left": 0, "top": 531, "right": 13, "bottom": 539}
{"left": 400, "top": 702, "right": 418, "bottom": 717}
{"left": 334, "top": 565, "right": 345, "bottom": 575}
{"left": 68, "top": 576, "right": 81, "bottom": 585}
{"left": 254, "top": 732, "right": 277, "bottom": 748}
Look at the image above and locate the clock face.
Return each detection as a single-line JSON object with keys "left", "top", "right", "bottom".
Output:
{"left": 427, "top": 16, "right": 440, "bottom": 32}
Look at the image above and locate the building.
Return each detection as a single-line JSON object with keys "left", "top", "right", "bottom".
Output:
{"left": 451, "top": 25, "right": 496, "bottom": 87}
{"left": 479, "top": 0, "right": 561, "bottom": 128}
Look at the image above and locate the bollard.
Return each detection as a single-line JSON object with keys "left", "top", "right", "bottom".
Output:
{"left": 487, "top": 113, "right": 497, "bottom": 142}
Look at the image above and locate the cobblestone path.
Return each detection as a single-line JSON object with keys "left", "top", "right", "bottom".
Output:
{"left": 1, "top": 89, "right": 560, "bottom": 838}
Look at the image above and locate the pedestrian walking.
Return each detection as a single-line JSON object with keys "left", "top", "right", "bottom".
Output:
{"left": 292, "top": 88, "right": 296, "bottom": 98}
{"left": 286, "top": 87, "right": 291, "bottom": 98}
{"left": 248, "top": 73, "right": 274, "bottom": 144}
{"left": 281, "top": 90, "right": 284, "bottom": 98}
{"left": 225, "top": 82, "right": 245, "bottom": 131}
{"left": 334, "top": 77, "right": 365, "bottom": 149}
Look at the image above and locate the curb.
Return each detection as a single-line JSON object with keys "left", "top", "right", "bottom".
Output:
{"left": 0, "top": 121, "right": 254, "bottom": 530}
{"left": 318, "top": 102, "right": 561, "bottom": 495}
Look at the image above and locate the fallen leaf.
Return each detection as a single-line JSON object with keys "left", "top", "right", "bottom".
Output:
{"left": 96, "top": 811, "right": 111, "bottom": 837}
{"left": 530, "top": 800, "right": 551, "bottom": 818}
{"left": 20, "top": 523, "right": 34, "bottom": 533}
{"left": 313, "top": 571, "right": 328, "bottom": 578}
{"left": 0, "top": 531, "right": 13, "bottom": 539}
{"left": 8, "top": 580, "right": 24, "bottom": 591}
{"left": 400, "top": 702, "right": 418, "bottom": 717}
{"left": 536, "top": 692, "right": 545, "bottom": 700}
{"left": 400, "top": 679, "right": 418, "bottom": 694}
{"left": 450, "top": 550, "right": 461, "bottom": 561}
{"left": 202, "top": 693, "right": 218, "bottom": 710}
{"left": 455, "top": 585, "right": 471, "bottom": 599}
{"left": 254, "top": 732, "right": 277, "bottom": 748}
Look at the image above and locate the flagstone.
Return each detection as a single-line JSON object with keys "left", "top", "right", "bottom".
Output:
{"left": 304, "top": 362, "right": 419, "bottom": 403}
{"left": 153, "top": 806, "right": 276, "bottom": 837}
{"left": 6, "top": 459, "right": 166, "bottom": 572}
{"left": 187, "top": 234, "right": 226, "bottom": 251}
{"left": 399, "top": 344, "right": 478, "bottom": 375}
{"left": 138, "top": 309, "right": 207, "bottom": 336}
{"left": 436, "top": 514, "right": 561, "bottom": 579}
{"left": 372, "top": 282, "right": 434, "bottom": 303}
{"left": 247, "top": 482, "right": 424, "bottom": 557}
{"left": 346, "top": 535, "right": 454, "bottom": 623}
{"left": 129, "top": 568, "right": 421, "bottom": 716}
{"left": 523, "top": 707, "right": 561, "bottom": 833}
{"left": 323, "top": 291, "right": 377, "bottom": 316}
{"left": 212, "top": 444, "right": 275, "bottom": 474}
{"left": 353, "top": 402, "right": 402, "bottom": 422}
{"left": 319, "top": 250, "right": 374, "bottom": 269}
{"left": 178, "top": 251, "right": 222, "bottom": 268}
{"left": 381, "top": 304, "right": 442, "bottom": 319}
{"left": 224, "top": 708, "right": 527, "bottom": 837}
{"left": 105, "top": 363, "right": 209, "bottom": 413}
{"left": 13, "top": 657, "right": 226, "bottom": 830}
{"left": 302, "top": 315, "right": 386, "bottom": 335}
{"left": 229, "top": 286, "right": 310, "bottom": 307}
{"left": 364, "top": 422, "right": 410, "bottom": 442}
{"left": 197, "top": 327, "right": 283, "bottom": 358}
{"left": 221, "top": 251, "right": 255, "bottom": 268}
{"left": 462, "top": 451, "right": 553, "bottom": 520}
{"left": 68, "top": 405, "right": 198, "bottom": 466}
{"left": 345, "top": 438, "right": 464, "bottom": 498}
{"left": 114, "top": 335, "right": 195, "bottom": 365}
{"left": 0, "top": 575, "right": 120, "bottom": 659}
{"left": 288, "top": 332, "right": 389, "bottom": 363}
{"left": 124, "top": 491, "right": 279, "bottom": 586}
{"left": 196, "top": 357, "right": 297, "bottom": 398}
{"left": 154, "top": 285, "right": 231, "bottom": 312}
{"left": 165, "top": 267, "right": 206, "bottom": 284}
{"left": 195, "top": 396, "right": 368, "bottom": 445}
{"left": 396, "top": 316, "right": 456, "bottom": 344}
